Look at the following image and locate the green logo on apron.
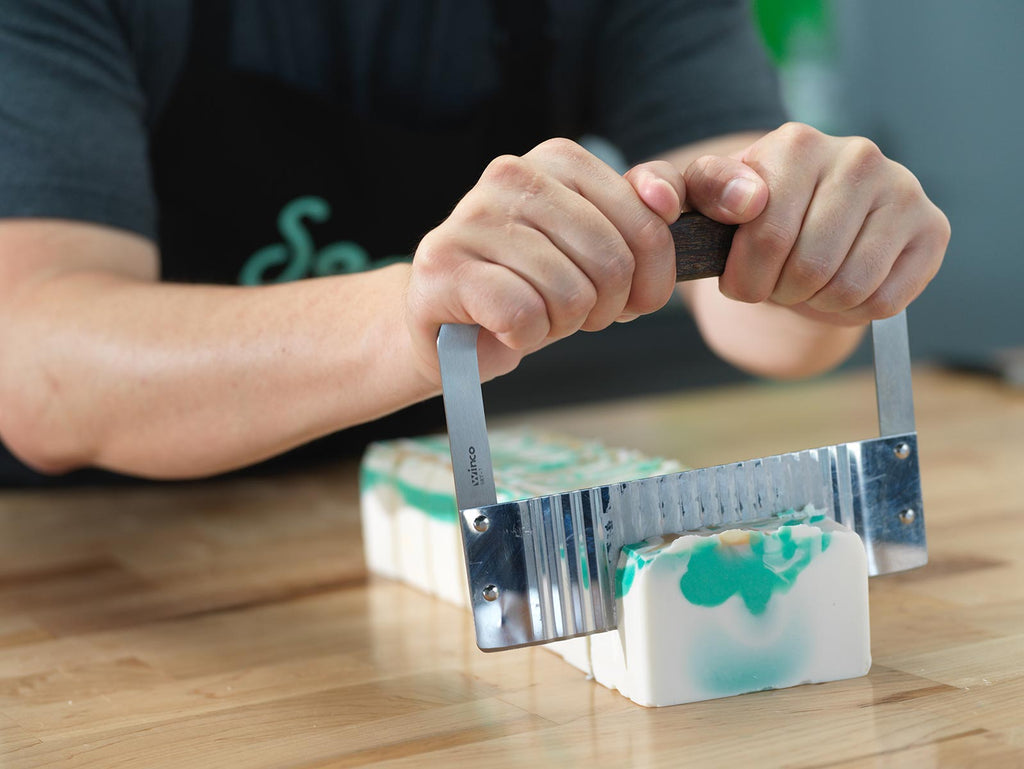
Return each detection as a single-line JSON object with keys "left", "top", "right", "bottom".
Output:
{"left": 239, "top": 196, "right": 409, "bottom": 285}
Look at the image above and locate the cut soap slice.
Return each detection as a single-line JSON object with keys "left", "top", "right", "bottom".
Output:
{"left": 359, "top": 429, "right": 684, "bottom": 674}
{"left": 590, "top": 512, "right": 872, "bottom": 707}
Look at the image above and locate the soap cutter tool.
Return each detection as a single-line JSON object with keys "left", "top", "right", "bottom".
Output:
{"left": 438, "top": 212, "right": 925, "bottom": 652}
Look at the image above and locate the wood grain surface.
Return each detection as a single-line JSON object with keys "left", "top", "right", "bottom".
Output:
{"left": 0, "top": 366, "right": 1021, "bottom": 768}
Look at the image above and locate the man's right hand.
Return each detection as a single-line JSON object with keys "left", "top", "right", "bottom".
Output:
{"left": 403, "top": 138, "right": 688, "bottom": 384}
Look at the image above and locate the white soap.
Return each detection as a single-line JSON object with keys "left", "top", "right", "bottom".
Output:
{"left": 359, "top": 433, "right": 871, "bottom": 707}
{"left": 359, "top": 429, "right": 683, "bottom": 675}
{"left": 392, "top": 454, "right": 443, "bottom": 593}
{"left": 590, "top": 513, "right": 872, "bottom": 707}
{"left": 358, "top": 445, "right": 402, "bottom": 578}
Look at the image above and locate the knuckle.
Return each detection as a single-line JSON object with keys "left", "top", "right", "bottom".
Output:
{"left": 561, "top": 281, "right": 598, "bottom": 319}
{"left": 412, "top": 231, "right": 452, "bottom": 277}
{"left": 688, "top": 153, "right": 719, "bottom": 180}
{"left": 849, "top": 135, "right": 882, "bottom": 156}
{"left": 482, "top": 153, "right": 520, "bottom": 182}
{"left": 890, "top": 173, "right": 925, "bottom": 208}
{"left": 594, "top": 243, "right": 635, "bottom": 288}
{"left": 723, "top": 274, "right": 771, "bottom": 304}
{"left": 627, "top": 274, "right": 673, "bottom": 316}
{"left": 750, "top": 217, "right": 797, "bottom": 260}
{"left": 848, "top": 234, "right": 897, "bottom": 283}
{"left": 633, "top": 213, "right": 673, "bottom": 261}
{"left": 535, "top": 136, "right": 582, "bottom": 161}
{"left": 864, "top": 288, "right": 901, "bottom": 319}
{"left": 684, "top": 155, "right": 727, "bottom": 198}
{"left": 630, "top": 287, "right": 669, "bottom": 316}
{"left": 494, "top": 292, "right": 547, "bottom": 346}
{"left": 480, "top": 154, "right": 550, "bottom": 217}
{"left": 840, "top": 137, "right": 886, "bottom": 182}
{"left": 787, "top": 257, "right": 835, "bottom": 294}
{"left": 819, "top": 275, "right": 869, "bottom": 311}
{"left": 481, "top": 154, "right": 541, "bottom": 197}
{"left": 778, "top": 121, "right": 823, "bottom": 150}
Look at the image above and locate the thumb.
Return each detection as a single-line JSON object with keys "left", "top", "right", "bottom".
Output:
{"left": 683, "top": 155, "right": 768, "bottom": 224}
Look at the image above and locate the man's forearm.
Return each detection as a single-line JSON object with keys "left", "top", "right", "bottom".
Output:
{"left": 682, "top": 278, "right": 865, "bottom": 379}
{"left": 0, "top": 260, "right": 433, "bottom": 478}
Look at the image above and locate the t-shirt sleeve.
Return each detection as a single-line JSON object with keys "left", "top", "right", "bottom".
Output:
{"left": 591, "top": 0, "right": 788, "bottom": 164}
{"left": 0, "top": 0, "right": 157, "bottom": 240}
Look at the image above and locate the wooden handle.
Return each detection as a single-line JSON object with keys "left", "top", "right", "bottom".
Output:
{"left": 671, "top": 212, "right": 736, "bottom": 282}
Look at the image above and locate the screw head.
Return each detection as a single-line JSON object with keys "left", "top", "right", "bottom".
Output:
{"left": 898, "top": 508, "right": 917, "bottom": 525}
{"left": 473, "top": 515, "right": 490, "bottom": 533}
{"left": 482, "top": 584, "right": 499, "bottom": 602}
{"left": 894, "top": 442, "right": 912, "bottom": 460}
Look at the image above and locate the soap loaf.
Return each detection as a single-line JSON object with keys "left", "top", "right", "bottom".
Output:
{"left": 359, "top": 431, "right": 872, "bottom": 703}
{"left": 359, "top": 428, "right": 684, "bottom": 674}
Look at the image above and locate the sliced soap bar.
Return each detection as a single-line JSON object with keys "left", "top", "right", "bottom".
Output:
{"left": 359, "top": 429, "right": 684, "bottom": 675}
{"left": 590, "top": 512, "right": 872, "bottom": 707}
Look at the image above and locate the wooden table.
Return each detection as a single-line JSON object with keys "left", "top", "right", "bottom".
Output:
{"left": 0, "top": 366, "right": 1021, "bottom": 768}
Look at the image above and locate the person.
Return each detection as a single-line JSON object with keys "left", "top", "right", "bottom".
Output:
{"left": 0, "top": 1, "right": 948, "bottom": 483}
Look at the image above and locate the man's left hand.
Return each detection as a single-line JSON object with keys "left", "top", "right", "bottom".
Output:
{"left": 681, "top": 122, "right": 950, "bottom": 326}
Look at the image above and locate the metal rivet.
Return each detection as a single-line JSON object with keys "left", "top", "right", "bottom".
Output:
{"left": 898, "top": 508, "right": 916, "bottom": 525}
{"left": 473, "top": 515, "right": 490, "bottom": 533}
{"left": 482, "top": 584, "right": 499, "bottom": 602}
{"left": 894, "top": 442, "right": 911, "bottom": 460}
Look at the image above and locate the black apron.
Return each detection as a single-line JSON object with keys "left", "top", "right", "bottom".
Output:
{"left": 0, "top": 0, "right": 553, "bottom": 485}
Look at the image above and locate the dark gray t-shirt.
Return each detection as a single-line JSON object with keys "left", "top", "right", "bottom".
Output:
{"left": 0, "top": 0, "right": 785, "bottom": 245}
{"left": 0, "top": 0, "right": 785, "bottom": 484}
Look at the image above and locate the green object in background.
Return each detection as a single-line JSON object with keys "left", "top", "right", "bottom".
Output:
{"left": 751, "top": 0, "right": 843, "bottom": 132}
{"left": 753, "top": 0, "right": 834, "bottom": 65}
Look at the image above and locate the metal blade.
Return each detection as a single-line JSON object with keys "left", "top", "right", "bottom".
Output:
{"left": 873, "top": 313, "right": 917, "bottom": 436}
{"left": 437, "top": 324, "right": 497, "bottom": 511}
{"left": 458, "top": 433, "right": 925, "bottom": 651}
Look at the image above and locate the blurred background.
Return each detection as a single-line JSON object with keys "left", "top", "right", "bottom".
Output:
{"left": 486, "top": 0, "right": 1024, "bottom": 413}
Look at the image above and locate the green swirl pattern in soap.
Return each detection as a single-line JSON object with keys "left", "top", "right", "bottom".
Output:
{"left": 618, "top": 512, "right": 833, "bottom": 614}
{"left": 361, "top": 429, "right": 684, "bottom": 523}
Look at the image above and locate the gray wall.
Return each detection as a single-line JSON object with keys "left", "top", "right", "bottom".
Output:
{"left": 835, "top": 1, "right": 1023, "bottom": 360}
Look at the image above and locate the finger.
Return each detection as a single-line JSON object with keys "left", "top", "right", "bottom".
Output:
{"left": 623, "top": 160, "right": 685, "bottom": 224}
{"left": 467, "top": 216, "right": 600, "bottom": 341}
{"left": 456, "top": 261, "right": 552, "bottom": 382}
{"left": 828, "top": 235, "right": 944, "bottom": 326}
{"left": 769, "top": 175, "right": 877, "bottom": 307}
{"left": 720, "top": 126, "right": 827, "bottom": 303}
{"left": 683, "top": 154, "right": 768, "bottom": 223}
{"left": 409, "top": 230, "right": 554, "bottom": 355}
{"left": 825, "top": 169, "right": 949, "bottom": 323}
{"left": 803, "top": 207, "right": 905, "bottom": 315}
{"left": 475, "top": 332, "right": 531, "bottom": 382}
{"left": 475, "top": 156, "right": 633, "bottom": 331}
{"left": 453, "top": 258, "right": 552, "bottom": 350}
{"left": 526, "top": 140, "right": 677, "bottom": 320}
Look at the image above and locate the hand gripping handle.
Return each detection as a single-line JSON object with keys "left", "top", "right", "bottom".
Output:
{"left": 438, "top": 212, "right": 916, "bottom": 513}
